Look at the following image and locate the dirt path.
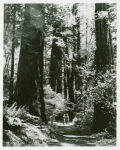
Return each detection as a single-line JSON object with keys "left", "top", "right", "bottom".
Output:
{"left": 47, "top": 122, "right": 97, "bottom": 146}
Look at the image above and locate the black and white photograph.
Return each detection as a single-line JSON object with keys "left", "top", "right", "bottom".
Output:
{"left": 2, "top": 0, "right": 118, "bottom": 147}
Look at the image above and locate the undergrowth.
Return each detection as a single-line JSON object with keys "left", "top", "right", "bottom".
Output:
{"left": 44, "top": 85, "right": 69, "bottom": 121}
{"left": 3, "top": 103, "right": 49, "bottom": 146}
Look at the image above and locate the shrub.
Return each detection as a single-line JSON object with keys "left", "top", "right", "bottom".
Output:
{"left": 90, "top": 71, "right": 116, "bottom": 134}
{"left": 44, "top": 85, "right": 69, "bottom": 121}
{"left": 3, "top": 102, "right": 42, "bottom": 129}
{"left": 73, "top": 111, "right": 94, "bottom": 133}
{"left": 3, "top": 103, "right": 28, "bottom": 131}
{"left": 3, "top": 103, "right": 29, "bottom": 120}
{"left": 3, "top": 123, "right": 48, "bottom": 146}
{"left": 3, "top": 103, "right": 48, "bottom": 146}
{"left": 80, "top": 111, "right": 94, "bottom": 131}
{"left": 73, "top": 112, "right": 84, "bottom": 126}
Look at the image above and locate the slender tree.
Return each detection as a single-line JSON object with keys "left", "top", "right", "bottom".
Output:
{"left": 63, "top": 37, "right": 68, "bottom": 98}
{"left": 9, "top": 5, "right": 16, "bottom": 106}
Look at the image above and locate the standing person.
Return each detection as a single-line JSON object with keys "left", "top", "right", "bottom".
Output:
{"left": 50, "top": 115, "right": 54, "bottom": 125}
{"left": 63, "top": 114, "right": 65, "bottom": 125}
{"left": 66, "top": 113, "right": 69, "bottom": 124}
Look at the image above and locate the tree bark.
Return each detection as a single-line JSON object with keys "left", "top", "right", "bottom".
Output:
{"left": 64, "top": 58, "right": 67, "bottom": 98}
{"left": 9, "top": 5, "right": 16, "bottom": 106}
{"left": 15, "top": 4, "right": 47, "bottom": 124}
{"left": 67, "top": 60, "right": 74, "bottom": 103}
{"left": 39, "top": 33, "right": 47, "bottom": 124}
{"left": 95, "top": 3, "right": 108, "bottom": 73}
{"left": 49, "top": 39, "right": 62, "bottom": 93}
{"left": 93, "top": 3, "right": 111, "bottom": 132}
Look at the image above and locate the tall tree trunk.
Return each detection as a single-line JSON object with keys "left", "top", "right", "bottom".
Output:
{"left": 57, "top": 52, "right": 62, "bottom": 93}
{"left": 39, "top": 33, "right": 47, "bottom": 124}
{"left": 44, "top": 40, "right": 47, "bottom": 84}
{"left": 63, "top": 37, "right": 68, "bottom": 99}
{"left": 9, "top": 5, "right": 16, "bottom": 106}
{"left": 64, "top": 58, "right": 67, "bottom": 98}
{"left": 15, "top": 4, "right": 47, "bottom": 124}
{"left": 74, "top": 16, "right": 83, "bottom": 106}
{"left": 67, "top": 60, "right": 74, "bottom": 121}
{"left": 93, "top": 3, "right": 111, "bottom": 132}
{"left": 95, "top": 3, "right": 109, "bottom": 73}
{"left": 67, "top": 60, "right": 74, "bottom": 103}
{"left": 49, "top": 39, "right": 62, "bottom": 93}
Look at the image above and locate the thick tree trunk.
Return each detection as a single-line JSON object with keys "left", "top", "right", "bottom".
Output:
{"left": 95, "top": 3, "right": 108, "bottom": 73}
{"left": 49, "top": 39, "right": 62, "bottom": 93}
{"left": 15, "top": 4, "right": 47, "bottom": 124}
{"left": 57, "top": 52, "right": 62, "bottom": 93}
{"left": 16, "top": 26, "right": 38, "bottom": 111}
{"left": 93, "top": 3, "right": 111, "bottom": 132}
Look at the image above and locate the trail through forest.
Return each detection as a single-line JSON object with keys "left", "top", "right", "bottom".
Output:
{"left": 47, "top": 122, "right": 98, "bottom": 146}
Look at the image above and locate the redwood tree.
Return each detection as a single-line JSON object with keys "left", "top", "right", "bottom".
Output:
{"left": 49, "top": 38, "right": 62, "bottom": 93}
{"left": 93, "top": 3, "right": 112, "bottom": 132}
{"left": 15, "top": 4, "right": 47, "bottom": 124}
{"left": 95, "top": 3, "right": 109, "bottom": 73}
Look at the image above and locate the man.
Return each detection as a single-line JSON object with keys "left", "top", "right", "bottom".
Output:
{"left": 65, "top": 113, "right": 69, "bottom": 124}
{"left": 63, "top": 114, "right": 65, "bottom": 125}
{"left": 50, "top": 115, "right": 54, "bottom": 125}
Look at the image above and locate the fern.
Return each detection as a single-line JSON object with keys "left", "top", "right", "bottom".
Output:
{"left": 3, "top": 103, "right": 28, "bottom": 119}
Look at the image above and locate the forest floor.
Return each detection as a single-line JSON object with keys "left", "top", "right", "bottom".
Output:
{"left": 47, "top": 122, "right": 116, "bottom": 146}
{"left": 3, "top": 120, "right": 116, "bottom": 146}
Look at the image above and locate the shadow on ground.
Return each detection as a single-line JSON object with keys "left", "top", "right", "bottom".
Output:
{"left": 56, "top": 122, "right": 92, "bottom": 135}
{"left": 47, "top": 122, "right": 97, "bottom": 146}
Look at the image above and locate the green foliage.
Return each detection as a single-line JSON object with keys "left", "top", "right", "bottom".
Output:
{"left": 73, "top": 111, "right": 94, "bottom": 133}
{"left": 3, "top": 103, "right": 28, "bottom": 120}
{"left": 44, "top": 85, "right": 69, "bottom": 120}
{"left": 90, "top": 70, "right": 116, "bottom": 135}
{"left": 95, "top": 137, "right": 116, "bottom": 146}
{"left": 4, "top": 4, "right": 25, "bottom": 80}
{"left": 73, "top": 112, "right": 83, "bottom": 126}
{"left": 3, "top": 102, "right": 41, "bottom": 130}
{"left": 91, "top": 70, "right": 116, "bottom": 101}
{"left": 80, "top": 111, "right": 94, "bottom": 131}
{"left": 3, "top": 75, "right": 10, "bottom": 101}
{"left": 3, "top": 122, "right": 48, "bottom": 146}
{"left": 3, "top": 103, "right": 27, "bottom": 131}
{"left": 3, "top": 103, "right": 48, "bottom": 146}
